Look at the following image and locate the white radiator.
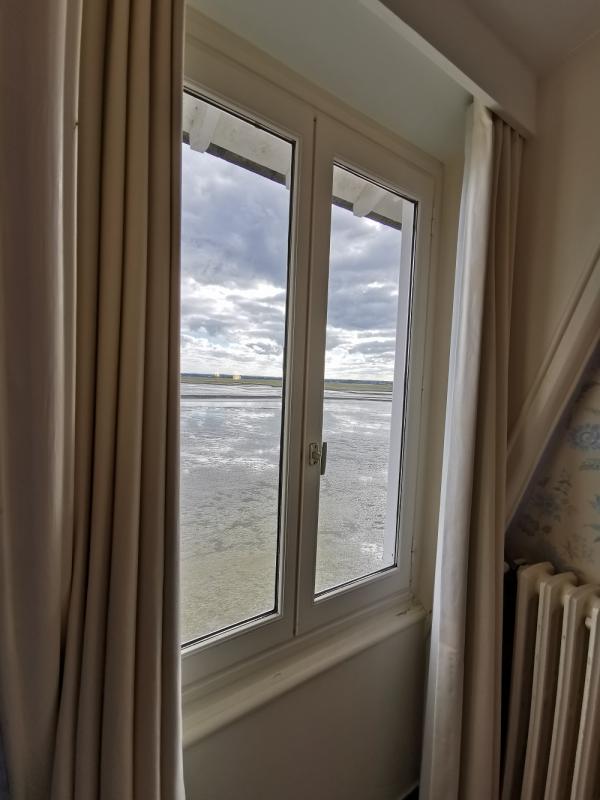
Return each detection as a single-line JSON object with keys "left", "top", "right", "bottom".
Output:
{"left": 502, "top": 562, "right": 600, "bottom": 800}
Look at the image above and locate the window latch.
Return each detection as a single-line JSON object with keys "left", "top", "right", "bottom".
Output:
{"left": 308, "top": 441, "right": 327, "bottom": 476}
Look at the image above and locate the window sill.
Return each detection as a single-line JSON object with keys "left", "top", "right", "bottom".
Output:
{"left": 182, "top": 596, "right": 426, "bottom": 748}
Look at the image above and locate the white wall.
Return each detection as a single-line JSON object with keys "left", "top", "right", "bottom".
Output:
{"left": 508, "top": 32, "right": 600, "bottom": 432}
{"left": 184, "top": 620, "right": 426, "bottom": 800}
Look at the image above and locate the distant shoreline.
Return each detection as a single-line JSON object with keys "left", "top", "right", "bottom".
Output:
{"left": 181, "top": 374, "right": 392, "bottom": 394}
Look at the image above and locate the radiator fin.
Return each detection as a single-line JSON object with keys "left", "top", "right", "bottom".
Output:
{"left": 502, "top": 562, "right": 554, "bottom": 800}
{"left": 545, "top": 584, "right": 597, "bottom": 800}
{"left": 570, "top": 599, "right": 600, "bottom": 800}
{"left": 521, "top": 571, "right": 577, "bottom": 799}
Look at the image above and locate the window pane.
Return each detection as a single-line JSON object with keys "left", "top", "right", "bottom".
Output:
{"left": 180, "top": 92, "right": 293, "bottom": 644}
{"left": 315, "top": 164, "right": 415, "bottom": 595}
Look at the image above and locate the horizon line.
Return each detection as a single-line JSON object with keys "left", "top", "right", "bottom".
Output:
{"left": 181, "top": 372, "right": 392, "bottom": 384}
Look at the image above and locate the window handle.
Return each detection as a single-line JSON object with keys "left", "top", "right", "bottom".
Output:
{"left": 308, "top": 441, "right": 327, "bottom": 475}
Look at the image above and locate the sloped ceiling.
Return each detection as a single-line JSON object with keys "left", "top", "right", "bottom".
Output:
{"left": 467, "top": 0, "right": 600, "bottom": 75}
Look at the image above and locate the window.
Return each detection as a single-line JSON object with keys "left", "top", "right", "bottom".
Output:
{"left": 180, "top": 94, "right": 293, "bottom": 645}
{"left": 181, "top": 54, "right": 434, "bottom": 677}
{"left": 314, "top": 165, "right": 415, "bottom": 596}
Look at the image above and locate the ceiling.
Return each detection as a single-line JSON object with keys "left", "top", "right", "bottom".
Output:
{"left": 188, "top": 0, "right": 470, "bottom": 162}
{"left": 467, "top": 0, "right": 600, "bottom": 75}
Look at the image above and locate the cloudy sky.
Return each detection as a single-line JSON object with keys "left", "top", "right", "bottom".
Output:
{"left": 181, "top": 143, "right": 403, "bottom": 381}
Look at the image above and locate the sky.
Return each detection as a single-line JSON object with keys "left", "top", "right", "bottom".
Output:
{"left": 181, "top": 143, "right": 404, "bottom": 381}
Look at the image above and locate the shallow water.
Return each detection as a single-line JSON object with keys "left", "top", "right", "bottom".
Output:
{"left": 180, "top": 382, "right": 393, "bottom": 643}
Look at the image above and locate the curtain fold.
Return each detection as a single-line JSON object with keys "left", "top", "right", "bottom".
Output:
{"left": 420, "top": 103, "right": 523, "bottom": 800}
{"left": 1, "top": 0, "right": 185, "bottom": 797}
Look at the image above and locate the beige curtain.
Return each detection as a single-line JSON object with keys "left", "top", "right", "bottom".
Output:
{"left": 1, "top": 1, "right": 73, "bottom": 796}
{"left": 0, "top": 0, "right": 185, "bottom": 797}
{"left": 420, "top": 103, "right": 523, "bottom": 799}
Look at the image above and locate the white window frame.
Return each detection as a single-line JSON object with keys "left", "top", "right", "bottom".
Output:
{"left": 182, "top": 38, "right": 314, "bottom": 685}
{"left": 181, "top": 17, "right": 439, "bottom": 688}
{"left": 297, "top": 114, "right": 434, "bottom": 633}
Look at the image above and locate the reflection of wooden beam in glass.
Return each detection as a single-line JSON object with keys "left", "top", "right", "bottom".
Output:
{"left": 184, "top": 91, "right": 292, "bottom": 181}
{"left": 332, "top": 195, "right": 402, "bottom": 231}
{"left": 353, "top": 183, "right": 387, "bottom": 217}
{"left": 332, "top": 165, "right": 404, "bottom": 229}
{"left": 183, "top": 93, "right": 406, "bottom": 232}
{"left": 188, "top": 103, "right": 221, "bottom": 153}
{"left": 205, "top": 142, "right": 287, "bottom": 186}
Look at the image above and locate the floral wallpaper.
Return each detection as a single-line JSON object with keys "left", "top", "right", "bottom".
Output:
{"left": 506, "top": 359, "right": 600, "bottom": 582}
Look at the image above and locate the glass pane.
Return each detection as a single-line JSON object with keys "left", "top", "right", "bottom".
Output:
{"left": 314, "top": 164, "right": 415, "bottom": 595}
{"left": 180, "top": 92, "right": 293, "bottom": 644}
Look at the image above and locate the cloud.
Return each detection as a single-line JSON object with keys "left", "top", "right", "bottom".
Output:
{"left": 182, "top": 146, "right": 289, "bottom": 289}
{"left": 181, "top": 142, "right": 405, "bottom": 380}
